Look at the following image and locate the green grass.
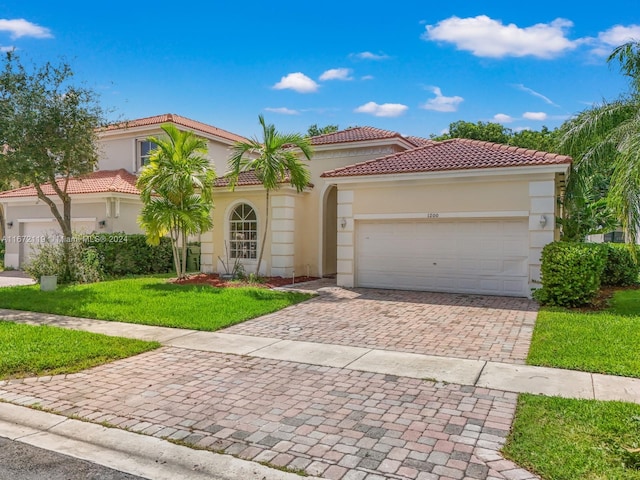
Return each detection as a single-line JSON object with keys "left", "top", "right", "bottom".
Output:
{"left": 0, "top": 321, "right": 159, "bottom": 379}
{"left": 0, "top": 276, "right": 312, "bottom": 331}
{"left": 504, "top": 394, "right": 640, "bottom": 480}
{"left": 528, "top": 289, "right": 640, "bottom": 378}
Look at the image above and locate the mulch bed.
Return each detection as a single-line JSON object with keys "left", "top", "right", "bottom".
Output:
{"left": 170, "top": 273, "right": 319, "bottom": 289}
{"left": 576, "top": 284, "right": 640, "bottom": 311}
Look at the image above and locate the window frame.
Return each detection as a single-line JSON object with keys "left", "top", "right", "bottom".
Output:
{"left": 228, "top": 203, "right": 258, "bottom": 260}
{"left": 137, "top": 139, "right": 157, "bottom": 171}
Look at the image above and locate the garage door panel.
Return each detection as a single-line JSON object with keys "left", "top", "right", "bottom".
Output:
{"left": 356, "top": 219, "right": 529, "bottom": 297}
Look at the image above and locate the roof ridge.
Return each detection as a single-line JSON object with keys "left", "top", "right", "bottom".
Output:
{"left": 102, "top": 113, "right": 249, "bottom": 143}
{"left": 448, "top": 138, "right": 571, "bottom": 161}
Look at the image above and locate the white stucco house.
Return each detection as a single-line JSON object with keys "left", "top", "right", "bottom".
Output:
{"left": 0, "top": 113, "right": 571, "bottom": 297}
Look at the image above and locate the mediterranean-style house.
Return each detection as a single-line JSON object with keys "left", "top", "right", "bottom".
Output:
{"left": 0, "top": 113, "right": 571, "bottom": 297}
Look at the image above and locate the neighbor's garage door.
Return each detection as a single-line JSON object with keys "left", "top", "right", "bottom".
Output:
{"left": 356, "top": 219, "right": 529, "bottom": 297}
{"left": 20, "top": 220, "right": 96, "bottom": 266}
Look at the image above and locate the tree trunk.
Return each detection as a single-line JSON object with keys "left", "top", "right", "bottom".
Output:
{"left": 0, "top": 205, "right": 5, "bottom": 242}
{"left": 170, "top": 225, "right": 181, "bottom": 278}
{"left": 181, "top": 229, "right": 188, "bottom": 279}
{"left": 256, "top": 189, "right": 270, "bottom": 276}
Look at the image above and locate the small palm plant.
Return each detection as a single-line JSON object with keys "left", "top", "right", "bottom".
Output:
{"left": 228, "top": 115, "right": 312, "bottom": 276}
{"left": 137, "top": 124, "right": 215, "bottom": 278}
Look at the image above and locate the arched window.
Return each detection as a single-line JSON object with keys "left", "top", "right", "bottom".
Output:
{"left": 229, "top": 203, "right": 257, "bottom": 259}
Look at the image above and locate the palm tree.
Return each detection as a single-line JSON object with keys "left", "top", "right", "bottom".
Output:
{"left": 137, "top": 124, "right": 215, "bottom": 278}
{"left": 559, "top": 41, "right": 640, "bottom": 244}
{"left": 228, "top": 115, "right": 312, "bottom": 275}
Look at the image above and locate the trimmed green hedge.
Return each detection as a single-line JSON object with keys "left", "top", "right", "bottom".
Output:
{"left": 533, "top": 242, "right": 606, "bottom": 307}
{"left": 82, "top": 233, "right": 173, "bottom": 277}
{"left": 602, "top": 243, "right": 639, "bottom": 286}
{"left": 534, "top": 242, "right": 639, "bottom": 306}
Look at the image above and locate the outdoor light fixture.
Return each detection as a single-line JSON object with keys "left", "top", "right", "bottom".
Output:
{"left": 7, "top": 221, "right": 13, "bottom": 229}
{"left": 539, "top": 215, "right": 547, "bottom": 227}
{"left": 340, "top": 218, "right": 347, "bottom": 229}
{"left": 98, "top": 220, "right": 106, "bottom": 228}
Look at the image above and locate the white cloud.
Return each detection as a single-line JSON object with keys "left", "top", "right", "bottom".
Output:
{"left": 513, "top": 84, "right": 559, "bottom": 107}
{"left": 424, "top": 15, "right": 577, "bottom": 58}
{"left": 599, "top": 24, "right": 640, "bottom": 47}
{"left": 354, "top": 101, "right": 408, "bottom": 117}
{"left": 589, "top": 24, "right": 640, "bottom": 56}
{"left": 0, "top": 18, "right": 52, "bottom": 39}
{"left": 493, "top": 113, "right": 514, "bottom": 123}
{"left": 361, "top": 75, "right": 374, "bottom": 81}
{"left": 420, "top": 86, "right": 464, "bottom": 112}
{"left": 319, "top": 68, "right": 353, "bottom": 81}
{"left": 523, "top": 111, "right": 548, "bottom": 121}
{"left": 273, "top": 72, "right": 319, "bottom": 93}
{"left": 264, "top": 107, "right": 299, "bottom": 115}
{"left": 351, "top": 51, "right": 390, "bottom": 60}
{"left": 0, "top": 46, "right": 13, "bottom": 52}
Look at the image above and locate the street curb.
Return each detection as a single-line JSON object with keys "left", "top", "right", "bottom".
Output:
{"left": 0, "top": 402, "right": 320, "bottom": 480}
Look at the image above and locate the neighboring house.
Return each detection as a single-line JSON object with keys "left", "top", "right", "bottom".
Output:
{"left": 0, "top": 114, "right": 249, "bottom": 269}
{"left": 1, "top": 114, "right": 571, "bottom": 298}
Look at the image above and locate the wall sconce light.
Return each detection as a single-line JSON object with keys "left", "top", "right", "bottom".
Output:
{"left": 98, "top": 220, "right": 106, "bottom": 228}
{"left": 539, "top": 215, "right": 547, "bottom": 228}
{"left": 7, "top": 221, "right": 13, "bottom": 229}
{"left": 340, "top": 218, "right": 347, "bottom": 229}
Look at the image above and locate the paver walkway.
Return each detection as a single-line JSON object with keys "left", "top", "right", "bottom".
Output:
{"left": 229, "top": 285, "right": 538, "bottom": 364}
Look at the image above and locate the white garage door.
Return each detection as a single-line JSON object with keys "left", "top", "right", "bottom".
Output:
{"left": 20, "top": 220, "right": 96, "bottom": 265}
{"left": 356, "top": 219, "right": 529, "bottom": 297}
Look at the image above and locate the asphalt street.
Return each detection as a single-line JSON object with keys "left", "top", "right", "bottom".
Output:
{"left": 0, "top": 436, "right": 147, "bottom": 480}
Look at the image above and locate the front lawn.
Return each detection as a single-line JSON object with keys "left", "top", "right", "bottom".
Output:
{"left": 527, "top": 289, "right": 640, "bottom": 378}
{"left": 504, "top": 394, "right": 640, "bottom": 480}
{"left": 0, "top": 276, "right": 312, "bottom": 331}
{"left": 0, "top": 321, "right": 159, "bottom": 379}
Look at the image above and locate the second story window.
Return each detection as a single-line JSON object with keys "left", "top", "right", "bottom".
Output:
{"left": 138, "top": 140, "right": 157, "bottom": 170}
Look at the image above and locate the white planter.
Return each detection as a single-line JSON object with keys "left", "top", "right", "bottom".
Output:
{"left": 40, "top": 275, "right": 58, "bottom": 291}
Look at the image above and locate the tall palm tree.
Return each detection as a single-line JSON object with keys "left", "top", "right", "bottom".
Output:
{"left": 228, "top": 115, "right": 312, "bottom": 275}
{"left": 137, "top": 124, "right": 215, "bottom": 278}
{"left": 559, "top": 41, "right": 640, "bottom": 244}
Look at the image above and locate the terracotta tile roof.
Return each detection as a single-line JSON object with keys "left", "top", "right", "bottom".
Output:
{"left": 214, "top": 171, "right": 314, "bottom": 189}
{"left": 405, "top": 136, "right": 434, "bottom": 147}
{"left": 321, "top": 138, "right": 572, "bottom": 178}
{"left": 310, "top": 126, "right": 408, "bottom": 145}
{"left": 214, "top": 171, "right": 262, "bottom": 188}
{"left": 102, "top": 113, "right": 249, "bottom": 144}
{"left": 0, "top": 169, "right": 140, "bottom": 199}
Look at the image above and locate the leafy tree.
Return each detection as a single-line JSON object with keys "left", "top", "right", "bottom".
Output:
{"left": 0, "top": 52, "right": 106, "bottom": 274}
{"left": 137, "top": 124, "right": 215, "bottom": 279}
{"left": 559, "top": 41, "right": 640, "bottom": 244}
{"left": 432, "top": 120, "right": 513, "bottom": 144}
{"left": 307, "top": 124, "right": 339, "bottom": 137}
{"left": 229, "top": 115, "right": 312, "bottom": 275}
{"left": 510, "top": 126, "right": 559, "bottom": 151}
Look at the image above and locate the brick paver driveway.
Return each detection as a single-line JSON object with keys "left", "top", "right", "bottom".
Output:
{"left": 0, "top": 283, "right": 541, "bottom": 479}
{"left": 227, "top": 285, "right": 538, "bottom": 364}
{"left": 1, "top": 348, "right": 537, "bottom": 480}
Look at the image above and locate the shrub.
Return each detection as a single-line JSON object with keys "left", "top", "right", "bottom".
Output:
{"left": 0, "top": 239, "right": 5, "bottom": 270}
{"left": 82, "top": 233, "right": 174, "bottom": 277}
{"left": 533, "top": 242, "right": 607, "bottom": 307}
{"left": 24, "top": 239, "right": 103, "bottom": 284}
{"left": 24, "top": 232, "right": 174, "bottom": 283}
{"left": 601, "top": 243, "right": 639, "bottom": 286}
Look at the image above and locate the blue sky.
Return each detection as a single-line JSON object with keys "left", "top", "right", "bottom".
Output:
{"left": 1, "top": 1, "right": 639, "bottom": 139}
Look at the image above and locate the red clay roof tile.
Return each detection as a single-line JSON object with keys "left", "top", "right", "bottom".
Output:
{"left": 0, "top": 169, "right": 140, "bottom": 199}
{"left": 310, "top": 126, "right": 407, "bottom": 145}
{"left": 320, "top": 138, "right": 572, "bottom": 178}
{"left": 102, "top": 113, "right": 249, "bottom": 144}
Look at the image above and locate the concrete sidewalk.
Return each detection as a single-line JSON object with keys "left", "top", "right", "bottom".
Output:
{"left": 1, "top": 307, "right": 639, "bottom": 404}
